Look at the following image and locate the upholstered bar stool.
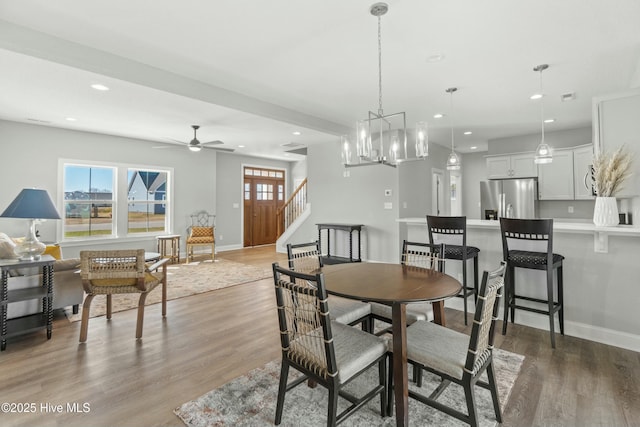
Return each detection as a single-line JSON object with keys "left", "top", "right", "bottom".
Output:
{"left": 499, "top": 218, "right": 564, "bottom": 348}
{"left": 426, "top": 215, "right": 480, "bottom": 325}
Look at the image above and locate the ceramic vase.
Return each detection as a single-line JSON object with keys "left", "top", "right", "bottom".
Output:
{"left": 593, "top": 197, "right": 619, "bottom": 227}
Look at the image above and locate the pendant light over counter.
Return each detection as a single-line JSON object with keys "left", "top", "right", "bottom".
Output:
{"left": 533, "top": 64, "right": 553, "bottom": 164}
{"left": 445, "top": 87, "right": 461, "bottom": 171}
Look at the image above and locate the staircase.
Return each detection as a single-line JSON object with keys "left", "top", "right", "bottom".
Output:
{"left": 276, "top": 178, "right": 307, "bottom": 237}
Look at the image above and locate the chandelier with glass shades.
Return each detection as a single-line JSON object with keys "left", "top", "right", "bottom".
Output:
{"left": 341, "top": 2, "right": 428, "bottom": 168}
{"left": 533, "top": 64, "right": 553, "bottom": 164}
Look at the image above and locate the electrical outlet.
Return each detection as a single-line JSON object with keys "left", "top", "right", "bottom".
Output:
{"left": 568, "top": 206, "right": 574, "bottom": 213}
{"left": 218, "top": 235, "right": 223, "bottom": 241}
{"left": 343, "top": 170, "right": 350, "bottom": 178}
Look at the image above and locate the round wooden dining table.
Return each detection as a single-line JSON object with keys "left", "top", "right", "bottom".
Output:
{"left": 321, "top": 262, "right": 462, "bottom": 427}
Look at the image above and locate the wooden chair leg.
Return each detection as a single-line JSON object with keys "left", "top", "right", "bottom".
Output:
{"left": 275, "top": 361, "right": 290, "bottom": 425}
{"left": 486, "top": 361, "right": 502, "bottom": 422}
{"left": 558, "top": 265, "right": 564, "bottom": 335}
{"left": 473, "top": 256, "right": 479, "bottom": 302}
{"left": 547, "top": 267, "right": 556, "bottom": 349}
{"left": 106, "top": 294, "right": 112, "bottom": 319}
{"left": 162, "top": 272, "right": 167, "bottom": 317}
{"left": 79, "top": 294, "right": 95, "bottom": 343}
{"left": 463, "top": 381, "right": 480, "bottom": 427}
{"left": 462, "top": 258, "right": 469, "bottom": 325}
{"left": 136, "top": 292, "right": 149, "bottom": 339}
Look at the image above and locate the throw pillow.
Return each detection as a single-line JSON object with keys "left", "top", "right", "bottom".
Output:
{"left": 0, "top": 232, "right": 18, "bottom": 259}
{"left": 43, "top": 244, "right": 62, "bottom": 260}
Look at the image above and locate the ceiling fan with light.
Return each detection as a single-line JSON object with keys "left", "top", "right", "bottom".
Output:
{"left": 154, "top": 125, "right": 234, "bottom": 152}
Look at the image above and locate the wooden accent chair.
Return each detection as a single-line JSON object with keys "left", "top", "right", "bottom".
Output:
{"left": 369, "top": 241, "right": 445, "bottom": 334}
{"left": 186, "top": 211, "right": 215, "bottom": 263}
{"left": 287, "top": 241, "right": 371, "bottom": 330}
{"left": 396, "top": 261, "right": 506, "bottom": 427}
{"left": 79, "top": 249, "right": 169, "bottom": 342}
{"left": 272, "top": 263, "right": 388, "bottom": 426}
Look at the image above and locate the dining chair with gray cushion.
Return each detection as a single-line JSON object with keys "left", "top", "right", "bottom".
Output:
{"left": 272, "top": 263, "right": 388, "bottom": 426}
{"left": 369, "top": 241, "right": 444, "bottom": 334}
{"left": 287, "top": 241, "right": 372, "bottom": 329}
{"left": 397, "top": 261, "right": 506, "bottom": 427}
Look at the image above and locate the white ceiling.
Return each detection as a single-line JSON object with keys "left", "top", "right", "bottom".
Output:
{"left": 1, "top": 0, "right": 639, "bottom": 161}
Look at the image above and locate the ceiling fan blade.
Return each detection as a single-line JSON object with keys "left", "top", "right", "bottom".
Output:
{"left": 204, "top": 146, "right": 235, "bottom": 152}
{"left": 152, "top": 145, "right": 178, "bottom": 149}
{"left": 201, "top": 140, "right": 224, "bottom": 146}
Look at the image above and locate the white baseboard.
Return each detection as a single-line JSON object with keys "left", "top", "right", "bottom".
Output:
{"left": 215, "top": 244, "right": 244, "bottom": 252}
{"left": 445, "top": 298, "right": 640, "bottom": 353}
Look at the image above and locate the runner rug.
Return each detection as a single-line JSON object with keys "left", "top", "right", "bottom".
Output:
{"left": 174, "top": 348, "right": 524, "bottom": 427}
{"left": 65, "top": 259, "right": 272, "bottom": 322}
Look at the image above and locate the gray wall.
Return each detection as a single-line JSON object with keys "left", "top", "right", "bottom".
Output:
{"left": 287, "top": 141, "right": 400, "bottom": 263}
{"left": 489, "top": 127, "right": 592, "bottom": 155}
{"left": 397, "top": 143, "right": 451, "bottom": 218}
{"left": 285, "top": 141, "right": 454, "bottom": 263}
{"left": 215, "top": 152, "right": 293, "bottom": 250}
{"left": 460, "top": 151, "right": 487, "bottom": 219}
{"left": 0, "top": 120, "right": 218, "bottom": 257}
{"left": 0, "top": 120, "right": 299, "bottom": 257}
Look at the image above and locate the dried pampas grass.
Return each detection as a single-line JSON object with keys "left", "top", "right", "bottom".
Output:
{"left": 593, "top": 145, "right": 633, "bottom": 197}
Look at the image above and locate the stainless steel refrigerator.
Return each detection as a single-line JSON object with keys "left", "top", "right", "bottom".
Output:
{"left": 480, "top": 178, "right": 538, "bottom": 219}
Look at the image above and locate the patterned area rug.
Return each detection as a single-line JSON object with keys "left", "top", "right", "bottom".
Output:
{"left": 65, "top": 259, "right": 272, "bottom": 322}
{"left": 174, "top": 348, "right": 524, "bottom": 427}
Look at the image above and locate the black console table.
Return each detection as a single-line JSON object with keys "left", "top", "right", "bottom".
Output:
{"left": 317, "top": 223, "right": 363, "bottom": 265}
{"left": 0, "top": 255, "right": 55, "bottom": 351}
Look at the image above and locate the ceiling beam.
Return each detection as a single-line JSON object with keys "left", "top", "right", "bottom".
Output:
{"left": 0, "top": 19, "right": 350, "bottom": 136}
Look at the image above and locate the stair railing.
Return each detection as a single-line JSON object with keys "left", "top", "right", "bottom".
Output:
{"left": 276, "top": 178, "right": 307, "bottom": 237}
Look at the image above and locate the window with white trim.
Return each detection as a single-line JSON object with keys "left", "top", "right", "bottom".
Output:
{"left": 63, "top": 164, "right": 116, "bottom": 239}
{"left": 62, "top": 162, "right": 171, "bottom": 240}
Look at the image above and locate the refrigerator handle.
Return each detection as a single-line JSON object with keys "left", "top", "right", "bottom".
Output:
{"left": 498, "top": 193, "right": 504, "bottom": 218}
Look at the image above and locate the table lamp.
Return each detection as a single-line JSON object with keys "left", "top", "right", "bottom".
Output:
{"left": 1, "top": 188, "right": 61, "bottom": 261}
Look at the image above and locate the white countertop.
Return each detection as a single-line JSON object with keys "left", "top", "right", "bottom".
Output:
{"left": 397, "top": 217, "right": 640, "bottom": 236}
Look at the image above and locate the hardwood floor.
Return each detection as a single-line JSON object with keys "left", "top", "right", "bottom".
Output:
{"left": 1, "top": 245, "right": 638, "bottom": 426}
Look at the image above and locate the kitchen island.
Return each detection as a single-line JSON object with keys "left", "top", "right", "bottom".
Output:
{"left": 398, "top": 217, "right": 640, "bottom": 352}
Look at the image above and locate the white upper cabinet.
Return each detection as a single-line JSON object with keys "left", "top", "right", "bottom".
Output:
{"left": 538, "top": 148, "right": 574, "bottom": 200}
{"left": 486, "top": 152, "right": 538, "bottom": 179}
{"left": 573, "top": 145, "right": 595, "bottom": 200}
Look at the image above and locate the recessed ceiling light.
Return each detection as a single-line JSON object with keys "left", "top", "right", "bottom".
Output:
{"left": 426, "top": 53, "right": 445, "bottom": 63}
{"left": 544, "top": 118, "right": 555, "bottom": 123}
{"left": 433, "top": 113, "right": 444, "bottom": 119}
{"left": 463, "top": 131, "right": 472, "bottom": 135}
{"left": 66, "top": 117, "right": 77, "bottom": 122}
{"left": 292, "top": 131, "right": 301, "bottom": 136}
{"left": 91, "top": 84, "right": 109, "bottom": 91}
{"left": 238, "top": 145, "right": 245, "bottom": 148}
{"left": 470, "top": 146, "right": 477, "bottom": 150}
{"left": 530, "top": 93, "right": 543, "bottom": 100}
